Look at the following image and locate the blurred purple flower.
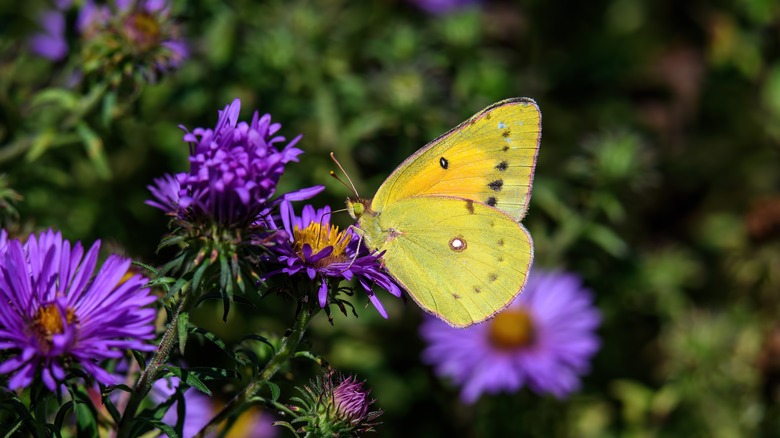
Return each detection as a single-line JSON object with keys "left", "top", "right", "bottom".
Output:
{"left": 28, "top": 9, "right": 68, "bottom": 61}
{"left": 410, "top": 0, "right": 481, "bottom": 14}
{"left": 0, "top": 229, "right": 157, "bottom": 391}
{"left": 153, "top": 376, "right": 277, "bottom": 437}
{"left": 265, "top": 202, "right": 402, "bottom": 318}
{"left": 28, "top": 0, "right": 187, "bottom": 75}
{"left": 147, "top": 99, "right": 322, "bottom": 228}
{"left": 420, "top": 269, "right": 601, "bottom": 403}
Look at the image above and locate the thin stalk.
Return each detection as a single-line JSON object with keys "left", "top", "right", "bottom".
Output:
{"left": 116, "top": 292, "right": 190, "bottom": 438}
{"left": 194, "top": 307, "right": 315, "bottom": 438}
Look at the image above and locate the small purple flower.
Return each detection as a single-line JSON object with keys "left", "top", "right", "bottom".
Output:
{"left": 148, "top": 99, "right": 321, "bottom": 228}
{"left": 0, "top": 229, "right": 157, "bottom": 391}
{"left": 333, "top": 376, "right": 371, "bottom": 424}
{"left": 28, "top": 9, "right": 69, "bottom": 61}
{"left": 409, "top": 0, "right": 481, "bottom": 14}
{"left": 288, "top": 371, "right": 381, "bottom": 435}
{"left": 265, "top": 201, "right": 402, "bottom": 318}
{"left": 420, "top": 269, "right": 601, "bottom": 403}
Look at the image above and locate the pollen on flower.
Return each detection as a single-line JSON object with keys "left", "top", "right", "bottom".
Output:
{"left": 488, "top": 309, "right": 536, "bottom": 350}
{"left": 32, "top": 304, "right": 77, "bottom": 351}
{"left": 293, "top": 221, "right": 351, "bottom": 265}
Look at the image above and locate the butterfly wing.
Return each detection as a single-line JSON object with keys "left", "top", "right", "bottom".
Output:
{"left": 361, "top": 196, "right": 533, "bottom": 327}
{"left": 371, "top": 98, "right": 541, "bottom": 221}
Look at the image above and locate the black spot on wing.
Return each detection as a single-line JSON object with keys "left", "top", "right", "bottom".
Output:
{"left": 496, "top": 161, "right": 508, "bottom": 171}
{"left": 486, "top": 197, "right": 497, "bottom": 207}
{"left": 502, "top": 145, "right": 510, "bottom": 152}
{"left": 497, "top": 238, "right": 505, "bottom": 246}
{"left": 440, "top": 157, "right": 449, "bottom": 169}
{"left": 474, "top": 286, "right": 481, "bottom": 294}
{"left": 488, "top": 180, "right": 503, "bottom": 192}
{"left": 502, "top": 129, "right": 511, "bottom": 137}
{"left": 488, "top": 273, "right": 498, "bottom": 282}
{"left": 452, "top": 293, "right": 461, "bottom": 299}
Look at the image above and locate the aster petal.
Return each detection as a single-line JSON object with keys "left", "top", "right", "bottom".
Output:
{"left": 318, "top": 279, "right": 329, "bottom": 308}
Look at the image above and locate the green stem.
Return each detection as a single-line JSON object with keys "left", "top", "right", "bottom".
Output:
{"left": 194, "top": 307, "right": 315, "bottom": 438}
{"left": 116, "top": 292, "right": 190, "bottom": 438}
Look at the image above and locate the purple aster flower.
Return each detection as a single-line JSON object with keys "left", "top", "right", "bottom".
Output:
{"left": 409, "top": 0, "right": 481, "bottom": 14}
{"left": 265, "top": 201, "right": 402, "bottom": 318}
{"left": 28, "top": 0, "right": 187, "bottom": 78}
{"left": 147, "top": 99, "right": 322, "bottom": 229}
{"left": 0, "top": 229, "right": 157, "bottom": 391}
{"left": 28, "top": 9, "right": 69, "bottom": 61}
{"left": 420, "top": 269, "right": 601, "bottom": 403}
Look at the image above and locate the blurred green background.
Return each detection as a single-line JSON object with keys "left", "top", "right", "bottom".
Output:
{"left": 3, "top": 0, "right": 780, "bottom": 436}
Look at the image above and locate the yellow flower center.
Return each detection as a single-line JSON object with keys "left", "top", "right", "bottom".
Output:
{"left": 293, "top": 221, "right": 351, "bottom": 267}
{"left": 488, "top": 308, "right": 536, "bottom": 350}
{"left": 33, "top": 304, "right": 77, "bottom": 352}
{"left": 125, "top": 12, "right": 161, "bottom": 51}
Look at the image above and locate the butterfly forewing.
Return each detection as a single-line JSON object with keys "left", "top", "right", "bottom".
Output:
{"left": 372, "top": 98, "right": 541, "bottom": 221}
{"left": 363, "top": 196, "right": 534, "bottom": 328}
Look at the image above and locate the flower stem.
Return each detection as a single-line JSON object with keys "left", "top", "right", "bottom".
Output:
{"left": 194, "top": 306, "right": 315, "bottom": 437}
{"left": 116, "top": 292, "right": 190, "bottom": 438}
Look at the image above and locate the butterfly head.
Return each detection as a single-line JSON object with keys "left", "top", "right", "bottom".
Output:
{"left": 346, "top": 197, "right": 373, "bottom": 221}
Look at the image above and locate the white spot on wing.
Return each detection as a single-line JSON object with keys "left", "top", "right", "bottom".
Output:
{"left": 498, "top": 122, "right": 507, "bottom": 129}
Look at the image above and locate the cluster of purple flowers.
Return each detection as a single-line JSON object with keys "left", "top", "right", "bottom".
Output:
{"left": 147, "top": 98, "right": 400, "bottom": 318}
{"left": 147, "top": 98, "right": 320, "bottom": 229}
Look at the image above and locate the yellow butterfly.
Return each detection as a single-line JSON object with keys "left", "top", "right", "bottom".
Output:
{"left": 347, "top": 98, "right": 541, "bottom": 327}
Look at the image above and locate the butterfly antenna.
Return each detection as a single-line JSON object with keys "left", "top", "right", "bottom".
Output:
{"left": 329, "top": 152, "right": 360, "bottom": 198}
{"left": 315, "top": 209, "right": 333, "bottom": 248}
{"left": 339, "top": 225, "right": 365, "bottom": 274}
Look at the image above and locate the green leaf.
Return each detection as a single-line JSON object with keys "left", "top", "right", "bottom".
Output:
{"left": 584, "top": 223, "right": 628, "bottom": 257}
{"left": 25, "top": 128, "right": 57, "bottom": 162}
{"left": 31, "top": 88, "right": 80, "bottom": 110}
{"left": 74, "top": 397, "right": 98, "bottom": 437}
{"left": 192, "top": 257, "right": 212, "bottom": 292}
{"left": 242, "top": 333, "right": 277, "bottom": 354}
{"left": 177, "top": 312, "right": 189, "bottom": 355}
{"left": 138, "top": 418, "right": 180, "bottom": 438}
{"left": 101, "top": 90, "right": 117, "bottom": 127}
{"left": 189, "top": 327, "right": 243, "bottom": 363}
{"left": 2, "top": 420, "right": 23, "bottom": 438}
{"left": 259, "top": 380, "right": 281, "bottom": 402}
{"left": 75, "top": 122, "right": 111, "bottom": 179}
{"left": 162, "top": 366, "right": 212, "bottom": 396}
{"left": 132, "top": 349, "right": 147, "bottom": 370}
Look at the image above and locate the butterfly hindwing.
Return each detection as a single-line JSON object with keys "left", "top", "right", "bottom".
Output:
{"left": 361, "top": 196, "right": 534, "bottom": 327}
{"left": 372, "top": 98, "right": 541, "bottom": 221}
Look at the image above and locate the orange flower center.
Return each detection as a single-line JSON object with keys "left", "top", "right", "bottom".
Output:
{"left": 293, "top": 221, "right": 351, "bottom": 267}
{"left": 488, "top": 308, "right": 536, "bottom": 350}
{"left": 125, "top": 12, "right": 161, "bottom": 51}
{"left": 33, "top": 304, "right": 77, "bottom": 352}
